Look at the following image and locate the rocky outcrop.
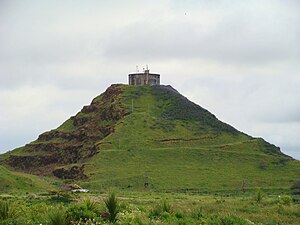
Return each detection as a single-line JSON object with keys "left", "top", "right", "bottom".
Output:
{"left": 53, "top": 165, "right": 87, "bottom": 179}
{"left": 5, "top": 84, "right": 128, "bottom": 178}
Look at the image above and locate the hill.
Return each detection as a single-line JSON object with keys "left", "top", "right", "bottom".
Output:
{"left": 0, "top": 165, "right": 55, "bottom": 193}
{"left": 0, "top": 84, "right": 299, "bottom": 193}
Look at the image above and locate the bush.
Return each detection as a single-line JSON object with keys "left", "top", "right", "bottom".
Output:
{"left": 0, "top": 200, "right": 15, "bottom": 220}
{"left": 149, "top": 199, "right": 172, "bottom": 219}
{"left": 278, "top": 195, "right": 292, "bottom": 206}
{"left": 48, "top": 207, "right": 67, "bottom": 225}
{"left": 49, "top": 190, "right": 73, "bottom": 203}
{"left": 104, "top": 192, "right": 119, "bottom": 223}
{"left": 83, "top": 198, "right": 98, "bottom": 212}
{"left": 67, "top": 203, "right": 97, "bottom": 222}
{"left": 191, "top": 208, "right": 206, "bottom": 220}
{"left": 175, "top": 211, "right": 185, "bottom": 219}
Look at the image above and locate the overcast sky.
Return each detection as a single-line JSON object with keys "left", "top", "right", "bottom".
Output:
{"left": 1, "top": 0, "right": 300, "bottom": 159}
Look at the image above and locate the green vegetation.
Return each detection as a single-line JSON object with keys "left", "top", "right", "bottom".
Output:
{"left": 0, "top": 84, "right": 299, "bottom": 224}
{"left": 0, "top": 200, "right": 15, "bottom": 220}
{"left": 48, "top": 207, "right": 67, "bottom": 225}
{"left": 104, "top": 192, "right": 119, "bottom": 223}
{"left": 0, "top": 192, "right": 299, "bottom": 224}
{"left": 78, "top": 85, "right": 299, "bottom": 193}
{"left": 0, "top": 84, "right": 299, "bottom": 194}
{"left": 0, "top": 165, "right": 55, "bottom": 193}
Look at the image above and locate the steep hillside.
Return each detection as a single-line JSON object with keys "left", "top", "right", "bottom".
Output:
{"left": 1, "top": 84, "right": 299, "bottom": 193}
{"left": 1, "top": 84, "right": 127, "bottom": 178}
{"left": 0, "top": 165, "right": 56, "bottom": 193}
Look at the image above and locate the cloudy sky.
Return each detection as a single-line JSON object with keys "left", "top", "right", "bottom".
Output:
{"left": 1, "top": 0, "right": 300, "bottom": 159}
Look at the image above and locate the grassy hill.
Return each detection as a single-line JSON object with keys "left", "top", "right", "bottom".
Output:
{"left": 0, "top": 165, "right": 56, "bottom": 193}
{"left": 1, "top": 84, "right": 299, "bottom": 193}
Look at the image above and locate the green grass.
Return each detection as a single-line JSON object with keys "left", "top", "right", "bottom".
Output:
{"left": 81, "top": 85, "right": 299, "bottom": 193}
{"left": 0, "top": 192, "right": 299, "bottom": 225}
{"left": 1, "top": 84, "right": 299, "bottom": 195}
{"left": 0, "top": 165, "right": 56, "bottom": 194}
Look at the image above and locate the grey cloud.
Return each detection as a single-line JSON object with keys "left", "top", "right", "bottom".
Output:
{"left": 104, "top": 22, "right": 299, "bottom": 64}
{"left": 0, "top": 0, "right": 300, "bottom": 160}
{"left": 104, "top": 2, "right": 300, "bottom": 64}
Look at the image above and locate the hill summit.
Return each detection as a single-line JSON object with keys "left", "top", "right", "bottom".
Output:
{"left": 1, "top": 84, "right": 299, "bottom": 192}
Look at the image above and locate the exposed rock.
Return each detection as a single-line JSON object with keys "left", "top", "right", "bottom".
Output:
{"left": 53, "top": 165, "right": 87, "bottom": 179}
{"left": 5, "top": 84, "right": 128, "bottom": 177}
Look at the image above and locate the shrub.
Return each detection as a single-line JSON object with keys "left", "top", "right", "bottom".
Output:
{"left": 191, "top": 208, "right": 206, "bottom": 220}
{"left": 149, "top": 199, "right": 172, "bottom": 219}
{"left": 149, "top": 205, "right": 162, "bottom": 218}
{"left": 278, "top": 195, "right": 292, "bottom": 206}
{"left": 84, "top": 198, "right": 98, "bottom": 212}
{"left": 175, "top": 211, "right": 185, "bottom": 219}
{"left": 0, "top": 200, "right": 15, "bottom": 220}
{"left": 67, "top": 203, "right": 97, "bottom": 222}
{"left": 104, "top": 192, "right": 119, "bottom": 223}
{"left": 49, "top": 190, "right": 73, "bottom": 203}
{"left": 48, "top": 207, "right": 67, "bottom": 225}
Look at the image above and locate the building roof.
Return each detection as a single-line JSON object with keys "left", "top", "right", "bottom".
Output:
{"left": 128, "top": 72, "right": 160, "bottom": 76}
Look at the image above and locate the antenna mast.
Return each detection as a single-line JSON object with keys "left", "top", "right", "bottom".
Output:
{"left": 146, "top": 65, "right": 149, "bottom": 84}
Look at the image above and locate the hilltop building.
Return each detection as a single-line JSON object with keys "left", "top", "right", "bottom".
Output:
{"left": 128, "top": 68, "right": 160, "bottom": 86}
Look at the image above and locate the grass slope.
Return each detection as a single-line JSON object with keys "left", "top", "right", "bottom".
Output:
{"left": 1, "top": 84, "right": 299, "bottom": 194}
{"left": 82, "top": 85, "right": 299, "bottom": 193}
{"left": 0, "top": 165, "right": 56, "bottom": 193}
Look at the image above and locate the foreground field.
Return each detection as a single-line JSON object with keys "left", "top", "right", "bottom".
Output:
{"left": 0, "top": 191, "right": 299, "bottom": 225}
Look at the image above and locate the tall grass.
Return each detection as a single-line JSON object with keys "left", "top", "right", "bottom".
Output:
{"left": 48, "top": 207, "right": 67, "bottom": 225}
{"left": 104, "top": 192, "right": 119, "bottom": 223}
{"left": 255, "top": 189, "right": 263, "bottom": 203}
{"left": 149, "top": 199, "right": 172, "bottom": 218}
{"left": 161, "top": 199, "right": 171, "bottom": 213}
{"left": 84, "top": 198, "right": 98, "bottom": 212}
{"left": 0, "top": 200, "right": 15, "bottom": 220}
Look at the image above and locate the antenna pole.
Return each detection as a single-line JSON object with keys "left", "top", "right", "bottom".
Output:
{"left": 146, "top": 65, "right": 149, "bottom": 84}
{"left": 131, "top": 99, "right": 134, "bottom": 112}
